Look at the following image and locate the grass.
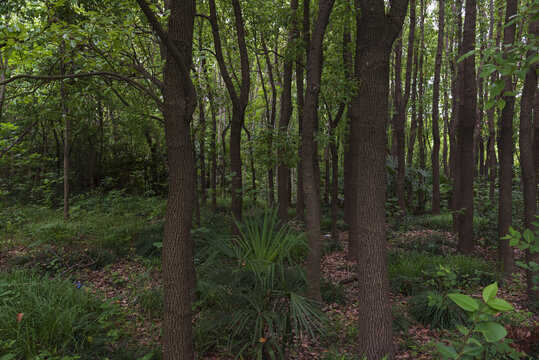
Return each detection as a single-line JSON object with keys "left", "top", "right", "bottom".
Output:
{"left": 0, "top": 269, "right": 120, "bottom": 359}
{"left": 406, "top": 212, "right": 484, "bottom": 233}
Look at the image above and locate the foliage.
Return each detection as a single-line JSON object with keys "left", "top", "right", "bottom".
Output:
{"left": 321, "top": 279, "right": 348, "bottom": 306}
{"left": 194, "top": 209, "right": 325, "bottom": 359}
{"left": 408, "top": 291, "right": 467, "bottom": 329}
{"left": 0, "top": 269, "right": 121, "bottom": 359}
{"left": 436, "top": 282, "right": 523, "bottom": 359}
{"left": 502, "top": 217, "right": 539, "bottom": 292}
{"left": 388, "top": 251, "right": 501, "bottom": 296}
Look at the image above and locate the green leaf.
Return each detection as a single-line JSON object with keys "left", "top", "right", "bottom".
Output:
{"left": 436, "top": 343, "right": 458, "bottom": 359}
{"left": 461, "top": 343, "right": 483, "bottom": 356}
{"left": 523, "top": 229, "right": 534, "bottom": 243}
{"left": 491, "top": 80, "right": 506, "bottom": 97}
{"left": 482, "top": 282, "right": 498, "bottom": 303}
{"left": 456, "top": 324, "right": 469, "bottom": 335}
{"left": 475, "top": 321, "right": 507, "bottom": 342}
{"left": 0, "top": 355, "right": 15, "bottom": 360}
{"left": 458, "top": 49, "right": 477, "bottom": 63}
{"left": 448, "top": 293, "right": 480, "bottom": 312}
{"left": 496, "top": 99, "right": 506, "bottom": 110}
{"left": 486, "top": 298, "right": 513, "bottom": 311}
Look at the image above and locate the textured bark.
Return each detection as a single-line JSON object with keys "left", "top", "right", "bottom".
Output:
{"left": 406, "top": 35, "right": 419, "bottom": 205}
{"left": 277, "top": 0, "right": 299, "bottom": 223}
{"left": 497, "top": 0, "right": 517, "bottom": 273}
{"left": 431, "top": 0, "right": 444, "bottom": 215}
{"left": 520, "top": 16, "right": 539, "bottom": 301}
{"left": 442, "top": 69, "right": 450, "bottom": 177}
{"left": 262, "top": 36, "right": 277, "bottom": 207}
{"left": 350, "top": 1, "right": 409, "bottom": 358}
{"left": 209, "top": 0, "right": 250, "bottom": 224}
{"left": 202, "top": 62, "right": 218, "bottom": 210}
{"left": 302, "top": 0, "right": 335, "bottom": 302}
{"left": 136, "top": 0, "right": 198, "bottom": 358}
{"left": 456, "top": 0, "right": 477, "bottom": 254}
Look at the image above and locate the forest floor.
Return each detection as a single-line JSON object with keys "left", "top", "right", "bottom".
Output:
{"left": 1, "top": 225, "right": 538, "bottom": 359}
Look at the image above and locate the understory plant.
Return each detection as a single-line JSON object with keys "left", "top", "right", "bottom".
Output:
{"left": 436, "top": 282, "right": 523, "bottom": 359}
{"left": 194, "top": 209, "right": 325, "bottom": 359}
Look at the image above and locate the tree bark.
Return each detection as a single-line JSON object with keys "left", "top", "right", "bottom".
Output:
{"left": 277, "top": 0, "right": 299, "bottom": 223}
{"left": 209, "top": 0, "right": 250, "bottom": 225}
{"left": 135, "top": 0, "right": 198, "bottom": 358}
{"left": 431, "top": 0, "right": 444, "bottom": 215}
{"left": 497, "top": 0, "right": 517, "bottom": 273}
{"left": 350, "top": 1, "right": 409, "bottom": 358}
{"left": 456, "top": 0, "right": 477, "bottom": 254}
{"left": 60, "top": 42, "right": 70, "bottom": 221}
{"left": 302, "top": 0, "right": 335, "bottom": 302}
{"left": 519, "top": 16, "right": 538, "bottom": 301}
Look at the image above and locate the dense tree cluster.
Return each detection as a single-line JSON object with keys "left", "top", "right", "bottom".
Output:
{"left": 0, "top": 0, "right": 537, "bottom": 358}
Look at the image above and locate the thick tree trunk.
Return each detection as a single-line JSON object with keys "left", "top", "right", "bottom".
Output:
{"left": 456, "top": 0, "right": 477, "bottom": 255}
{"left": 136, "top": 0, "right": 198, "bottom": 358}
{"left": 350, "top": 1, "right": 409, "bottom": 358}
{"left": 431, "top": 0, "right": 444, "bottom": 215}
{"left": 277, "top": 0, "right": 299, "bottom": 223}
{"left": 302, "top": 0, "right": 335, "bottom": 302}
{"left": 497, "top": 0, "right": 517, "bottom": 273}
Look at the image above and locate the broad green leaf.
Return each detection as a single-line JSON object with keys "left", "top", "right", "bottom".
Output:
{"left": 491, "top": 80, "right": 506, "bottom": 97}
{"left": 436, "top": 343, "right": 458, "bottom": 359}
{"left": 462, "top": 343, "right": 483, "bottom": 356}
{"left": 482, "top": 282, "right": 497, "bottom": 303}
{"left": 496, "top": 99, "right": 506, "bottom": 110}
{"left": 487, "top": 298, "right": 513, "bottom": 311}
{"left": 448, "top": 293, "right": 480, "bottom": 312}
{"left": 523, "top": 229, "right": 534, "bottom": 243}
{"left": 475, "top": 321, "right": 507, "bottom": 342}
{"left": 458, "top": 49, "right": 477, "bottom": 63}
{"left": 456, "top": 324, "right": 469, "bottom": 335}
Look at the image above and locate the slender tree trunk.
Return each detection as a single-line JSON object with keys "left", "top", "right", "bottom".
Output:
{"left": 416, "top": 0, "right": 426, "bottom": 213}
{"left": 302, "top": 0, "right": 335, "bottom": 302}
{"left": 60, "top": 42, "right": 70, "bottom": 221}
{"left": 431, "top": 0, "right": 444, "bottom": 215}
{"left": 497, "top": 0, "right": 518, "bottom": 272}
{"left": 209, "top": 0, "right": 250, "bottom": 225}
{"left": 442, "top": 69, "right": 450, "bottom": 177}
{"left": 277, "top": 0, "right": 299, "bottom": 223}
{"left": 202, "top": 62, "right": 218, "bottom": 211}
{"left": 519, "top": 16, "right": 538, "bottom": 300}
{"left": 456, "top": 0, "right": 477, "bottom": 254}
{"left": 350, "top": 1, "right": 409, "bottom": 358}
{"left": 296, "top": 0, "right": 310, "bottom": 222}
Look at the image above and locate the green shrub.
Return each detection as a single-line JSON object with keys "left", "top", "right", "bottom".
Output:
{"left": 407, "top": 213, "right": 483, "bottom": 233}
{"left": 0, "top": 270, "right": 121, "bottom": 359}
{"left": 408, "top": 291, "right": 467, "bottom": 329}
{"left": 321, "top": 280, "right": 348, "bottom": 305}
{"left": 388, "top": 251, "right": 501, "bottom": 295}
{"left": 137, "top": 288, "right": 163, "bottom": 318}
{"left": 135, "top": 224, "right": 164, "bottom": 258}
{"left": 194, "top": 209, "right": 325, "bottom": 359}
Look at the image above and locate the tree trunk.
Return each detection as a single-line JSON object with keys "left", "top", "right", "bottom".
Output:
{"left": 136, "top": 0, "right": 198, "bottom": 358}
{"left": 456, "top": 0, "right": 477, "bottom": 255}
{"left": 497, "top": 0, "right": 517, "bottom": 273}
{"left": 416, "top": 0, "right": 426, "bottom": 213}
{"left": 431, "top": 0, "right": 444, "bottom": 215}
{"left": 277, "top": 0, "right": 299, "bottom": 223}
{"left": 350, "top": 1, "right": 409, "bottom": 358}
{"left": 60, "top": 42, "right": 70, "bottom": 221}
{"left": 302, "top": 0, "right": 335, "bottom": 302}
{"left": 519, "top": 16, "right": 538, "bottom": 301}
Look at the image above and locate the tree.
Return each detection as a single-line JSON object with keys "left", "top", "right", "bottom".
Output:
{"left": 497, "top": 0, "right": 517, "bottom": 273}
{"left": 135, "top": 0, "right": 198, "bottom": 358}
{"left": 208, "top": 0, "right": 250, "bottom": 224}
{"left": 302, "top": 0, "right": 336, "bottom": 301}
{"left": 349, "top": 1, "right": 409, "bottom": 358}
{"left": 431, "top": 0, "right": 445, "bottom": 215}
{"left": 455, "top": 0, "right": 477, "bottom": 254}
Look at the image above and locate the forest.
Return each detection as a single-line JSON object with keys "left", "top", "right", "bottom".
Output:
{"left": 0, "top": 0, "right": 538, "bottom": 359}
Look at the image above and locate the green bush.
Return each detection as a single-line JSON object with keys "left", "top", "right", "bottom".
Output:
{"left": 408, "top": 291, "right": 467, "bottom": 329}
{"left": 0, "top": 270, "right": 121, "bottom": 359}
{"left": 135, "top": 224, "right": 164, "bottom": 258}
{"left": 137, "top": 288, "right": 163, "bottom": 319}
{"left": 321, "top": 280, "right": 348, "bottom": 305}
{"left": 194, "top": 209, "right": 325, "bottom": 359}
{"left": 388, "top": 251, "right": 501, "bottom": 295}
{"left": 407, "top": 213, "right": 483, "bottom": 233}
